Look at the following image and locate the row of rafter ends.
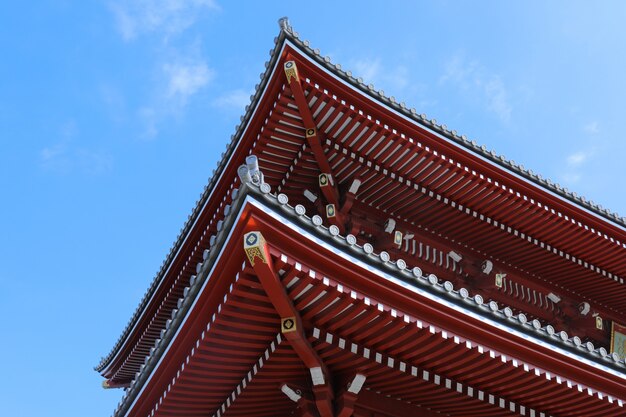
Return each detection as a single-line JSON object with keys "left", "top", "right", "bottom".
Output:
{"left": 109, "top": 177, "right": 625, "bottom": 417}
{"left": 118, "top": 178, "right": 626, "bottom": 417}
{"left": 276, "top": 17, "right": 624, "bottom": 225}
{"left": 250, "top": 181, "right": 625, "bottom": 368}
{"left": 96, "top": 17, "right": 624, "bottom": 373}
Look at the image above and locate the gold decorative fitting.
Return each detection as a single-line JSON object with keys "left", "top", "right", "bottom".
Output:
{"left": 495, "top": 273, "right": 506, "bottom": 288}
{"left": 102, "top": 380, "right": 112, "bottom": 389}
{"left": 596, "top": 316, "right": 604, "bottom": 330}
{"left": 284, "top": 61, "right": 299, "bottom": 83}
{"left": 326, "top": 204, "right": 336, "bottom": 218}
{"left": 394, "top": 231, "right": 403, "bottom": 246}
{"left": 305, "top": 128, "right": 316, "bottom": 138}
{"left": 611, "top": 322, "right": 626, "bottom": 359}
{"left": 244, "top": 232, "right": 268, "bottom": 266}
{"left": 281, "top": 317, "right": 297, "bottom": 333}
{"left": 319, "top": 173, "right": 331, "bottom": 187}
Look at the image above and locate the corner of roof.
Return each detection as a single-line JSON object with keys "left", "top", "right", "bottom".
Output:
{"left": 272, "top": 18, "right": 626, "bottom": 230}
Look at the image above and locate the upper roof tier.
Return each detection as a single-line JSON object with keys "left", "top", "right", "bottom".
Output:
{"left": 97, "top": 18, "right": 626, "bottom": 384}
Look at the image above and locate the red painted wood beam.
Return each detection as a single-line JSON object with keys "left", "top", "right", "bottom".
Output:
{"left": 283, "top": 59, "right": 339, "bottom": 209}
{"left": 336, "top": 374, "right": 366, "bottom": 417}
{"left": 244, "top": 230, "right": 334, "bottom": 417}
{"left": 281, "top": 384, "right": 319, "bottom": 417}
{"left": 246, "top": 206, "right": 626, "bottom": 400}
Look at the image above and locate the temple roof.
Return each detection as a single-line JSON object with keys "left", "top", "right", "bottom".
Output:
{"left": 96, "top": 17, "right": 626, "bottom": 377}
{"left": 108, "top": 181, "right": 626, "bottom": 417}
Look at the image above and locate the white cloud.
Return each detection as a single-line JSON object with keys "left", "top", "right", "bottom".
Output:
{"left": 561, "top": 149, "right": 594, "bottom": 185}
{"left": 484, "top": 77, "right": 511, "bottom": 123}
{"left": 164, "top": 62, "right": 213, "bottom": 101}
{"left": 350, "top": 58, "right": 410, "bottom": 96}
{"left": 212, "top": 89, "right": 251, "bottom": 111}
{"left": 108, "top": 1, "right": 218, "bottom": 139}
{"left": 110, "top": 0, "right": 219, "bottom": 41}
{"left": 440, "top": 53, "right": 512, "bottom": 123}
{"left": 40, "top": 121, "right": 113, "bottom": 175}
{"left": 567, "top": 151, "right": 589, "bottom": 166}
{"left": 583, "top": 121, "right": 600, "bottom": 135}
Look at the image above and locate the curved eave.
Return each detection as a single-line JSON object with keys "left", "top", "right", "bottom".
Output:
{"left": 111, "top": 183, "right": 626, "bottom": 417}
{"left": 275, "top": 19, "right": 625, "bottom": 232}
{"left": 97, "top": 18, "right": 626, "bottom": 377}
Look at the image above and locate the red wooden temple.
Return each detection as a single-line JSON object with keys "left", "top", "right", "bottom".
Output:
{"left": 97, "top": 18, "right": 626, "bottom": 417}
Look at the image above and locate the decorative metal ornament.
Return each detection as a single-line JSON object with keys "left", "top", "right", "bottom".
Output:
{"left": 260, "top": 183, "right": 271, "bottom": 194}
{"left": 495, "top": 273, "right": 506, "bottom": 288}
{"left": 326, "top": 204, "right": 336, "bottom": 218}
{"left": 305, "top": 128, "right": 316, "bottom": 138}
{"left": 412, "top": 267, "right": 422, "bottom": 279}
{"left": 428, "top": 274, "right": 438, "bottom": 285}
{"left": 394, "top": 230, "right": 403, "bottom": 247}
{"left": 610, "top": 322, "right": 626, "bottom": 360}
{"left": 363, "top": 243, "right": 374, "bottom": 254}
{"left": 281, "top": 317, "right": 297, "bottom": 333}
{"left": 319, "top": 173, "right": 332, "bottom": 187}
{"left": 284, "top": 61, "right": 299, "bottom": 83}
{"left": 243, "top": 232, "right": 268, "bottom": 266}
{"left": 595, "top": 316, "right": 603, "bottom": 330}
{"left": 277, "top": 193, "right": 289, "bottom": 204}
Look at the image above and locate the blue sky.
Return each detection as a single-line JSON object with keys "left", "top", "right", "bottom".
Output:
{"left": 1, "top": 1, "right": 625, "bottom": 416}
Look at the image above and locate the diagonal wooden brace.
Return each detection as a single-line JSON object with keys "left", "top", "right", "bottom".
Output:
{"left": 244, "top": 231, "right": 334, "bottom": 417}
{"left": 284, "top": 60, "right": 339, "bottom": 208}
{"left": 280, "top": 384, "right": 318, "bottom": 417}
{"left": 336, "top": 374, "right": 366, "bottom": 417}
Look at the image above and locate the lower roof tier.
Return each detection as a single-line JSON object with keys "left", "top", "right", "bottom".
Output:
{"left": 108, "top": 184, "right": 626, "bottom": 417}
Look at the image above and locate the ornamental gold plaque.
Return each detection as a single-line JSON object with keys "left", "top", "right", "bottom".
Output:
{"left": 394, "top": 231, "right": 403, "bottom": 247}
{"left": 596, "top": 316, "right": 604, "bottom": 330}
{"left": 495, "top": 273, "right": 506, "bottom": 288}
{"left": 326, "top": 204, "right": 336, "bottom": 218}
{"left": 611, "top": 322, "right": 626, "bottom": 359}
{"left": 284, "top": 61, "right": 299, "bottom": 83}
{"left": 281, "top": 317, "right": 297, "bottom": 333}
{"left": 305, "top": 128, "right": 316, "bottom": 138}
{"left": 243, "top": 231, "right": 268, "bottom": 266}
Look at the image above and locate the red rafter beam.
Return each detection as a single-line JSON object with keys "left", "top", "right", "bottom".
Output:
{"left": 244, "top": 230, "right": 334, "bottom": 417}
{"left": 284, "top": 59, "right": 339, "bottom": 209}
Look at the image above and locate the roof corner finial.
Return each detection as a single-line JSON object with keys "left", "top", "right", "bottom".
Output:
{"left": 278, "top": 17, "right": 291, "bottom": 32}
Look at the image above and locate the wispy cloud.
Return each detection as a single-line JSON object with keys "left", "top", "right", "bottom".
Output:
{"left": 40, "top": 121, "right": 113, "bottom": 175}
{"left": 350, "top": 58, "right": 410, "bottom": 96}
{"left": 164, "top": 62, "right": 213, "bottom": 102}
{"left": 440, "top": 53, "right": 512, "bottom": 123}
{"left": 137, "top": 60, "right": 214, "bottom": 139}
{"left": 110, "top": 0, "right": 219, "bottom": 41}
{"left": 108, "top": 1, "right": 219, "bottom": 139}
{"left": 562, "top": 143, "right": 595, "bottom": 185}
{"left": 583, "top": 121, "right": 600, "bottom": 135}
{"left": 567, "top": 150, "right": 590, "bottom": 166}
{"left": 211, "top": 89, "right": 251, "bottom": 112}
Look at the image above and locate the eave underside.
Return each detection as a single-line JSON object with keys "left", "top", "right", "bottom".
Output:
{"left": 117, "top": 210, "right": 626, "bottom": 417}
{"left": 99, "top": 35, "right": 626, "bottom": 388}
